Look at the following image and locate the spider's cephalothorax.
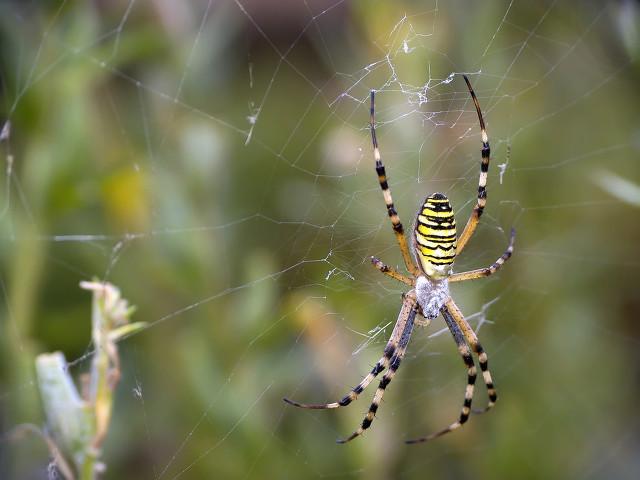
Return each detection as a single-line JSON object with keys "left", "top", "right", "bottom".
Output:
{"left": 414, "top": 192, "right": 457, "bottom": 279}
{"left": 284, "top": 75, "right": 516, "bottom": 445}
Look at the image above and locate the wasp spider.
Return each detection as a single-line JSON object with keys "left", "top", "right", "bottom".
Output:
{"left": 284, "top": 76, "right": 515, "bottom": 444}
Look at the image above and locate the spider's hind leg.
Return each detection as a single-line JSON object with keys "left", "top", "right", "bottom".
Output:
{"left": 284, "top": 293, "right": 418, "bottom": 412}
{"left": 406, "top": 305, "right": 477, "bottom": 444}
{"left": 445, "top": 299, "right": 498, "bottom": 412}
{"left": 338, "top": 303, "right": 418, "bottom": 443}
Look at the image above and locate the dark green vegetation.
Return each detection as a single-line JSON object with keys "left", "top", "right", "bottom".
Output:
{"left": 1, "top": 1, "right": 638, "bottom": 479}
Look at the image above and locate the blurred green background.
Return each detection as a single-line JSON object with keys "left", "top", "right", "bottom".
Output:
{"left": 1, "top": 1, "right": 639, "bottom": 479}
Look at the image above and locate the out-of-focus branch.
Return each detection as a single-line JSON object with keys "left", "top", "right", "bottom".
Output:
{"left": 33, "top": 281, "right": 145, "bottom": 480}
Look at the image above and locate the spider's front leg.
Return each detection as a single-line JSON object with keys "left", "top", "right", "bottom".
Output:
{"left": 457, "top": 75, "right": 492, "bottom": 254}
{"left": 370, "top": 90, "right": 421, "bottom": 277}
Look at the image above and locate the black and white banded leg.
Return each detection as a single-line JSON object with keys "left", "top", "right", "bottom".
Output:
{"left": 445, "top": 299, "right": 497, "bottom": 412}
{"left": 457, "top": 75, "right": 491, "bottom": 254}
{"left": 283, "top": 293, "right": 417, "bottom": 410}
{"left": 406, "top": 305, "right": 477, "bottom": 444}
{"left": 370, "top": 90, "right": 421, "bottom": 277}
{"left": 449, "top": 228, "right": 515, "bottom": 283}
{"left": 338, "top": 302, "right": 418, "bottom": 443}
{"left": 370, "top": 256, "right": 415, "bottom": 287}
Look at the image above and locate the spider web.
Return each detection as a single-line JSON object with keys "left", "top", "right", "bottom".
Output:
{"left": 1, "top": 1, "right": 639, "bottom": 479}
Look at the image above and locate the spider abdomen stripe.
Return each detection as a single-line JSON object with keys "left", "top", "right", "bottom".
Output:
{"left": 423, "top": 233, "right": 457, "bottom": 242}
{"left": 419, "top": 255, "right": 456, "bottom": 265}
{"left": 414, "top": 193, "right": 457, "bottom": 275}
{"left": 415, "top": 236, "right": 456, "bottom": 251}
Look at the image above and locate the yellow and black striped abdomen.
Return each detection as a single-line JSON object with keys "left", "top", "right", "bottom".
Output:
{"left": 414, "top": 193, "right": 457, "bottom": 278}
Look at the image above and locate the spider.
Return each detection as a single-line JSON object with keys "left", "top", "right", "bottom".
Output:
{"left": 284, "top": 75, "right": 515, "bottom": 444}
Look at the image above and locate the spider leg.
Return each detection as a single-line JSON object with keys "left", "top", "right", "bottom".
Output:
{"left": 449, "top": 228, "right": 515, "bottom": 283}
{"left": 405, "top": 306, "right": 477, "bottom": 444}
{"left": 338, "top": 302, "right": 418, "bottom": 443}
{"left": 370, "top": 91, "right": 421, "bottom": 276}
{"left": 456, "top": 75, "right": 491, "bottom": 254}
{"left": 283, "top": 354, "right": 388, "bottom": 410}
{"left": 445, "top": 299, "right": 497, "bottom": 412}
{"left": 283, "top": 293, "right": 417, "bottom": 410}
{"left": 370, "top": 256, "right": 415, "bottom": 286}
